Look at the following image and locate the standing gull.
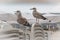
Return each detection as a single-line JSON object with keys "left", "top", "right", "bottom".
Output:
{"left": 30, "top": 8, "right": 47, "bottom": 23}
{"left": 15, "top": 10, "right": 31, "bottom": 27}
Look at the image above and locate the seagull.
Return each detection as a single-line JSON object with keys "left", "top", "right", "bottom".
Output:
{"left": 30, "top": 8, "right": 47, "bottom": 23}
{"left": 15, "top": 10, "right": 31, "bottom": 27}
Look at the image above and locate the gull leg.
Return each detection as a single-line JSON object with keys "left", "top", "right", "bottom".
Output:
{"left": 38, "top": 19, "right": 39, "bottom": 23}
{"left": 36, "top": 18, "right": 37, "bottom": 23}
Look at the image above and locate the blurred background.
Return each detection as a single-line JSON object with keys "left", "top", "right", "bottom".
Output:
{"left": 0, "top": 0, "right": 60, "bottom": 40}
{"left": 0, "top": 0, "right": 60, "bottom": 3}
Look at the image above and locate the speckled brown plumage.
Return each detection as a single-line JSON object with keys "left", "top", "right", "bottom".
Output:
{"left": 31, "top": 8, "right": 47, "bottom": 20}
{"left": 15, "top": 10, "right": 31, "bottom": 27}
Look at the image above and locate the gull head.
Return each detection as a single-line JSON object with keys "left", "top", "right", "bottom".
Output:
{"left": 30, "top": 7, "right": 36, "bottom": 10}
{"left": 15, "top": 10, "right": 22, "bottom": 16}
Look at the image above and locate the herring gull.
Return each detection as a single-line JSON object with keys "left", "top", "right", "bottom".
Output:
{"left": 30, "top": 8, "right": 47, "bottom": 23}
{"left": 15, "top": 10, "right": 31, "bottom": 27}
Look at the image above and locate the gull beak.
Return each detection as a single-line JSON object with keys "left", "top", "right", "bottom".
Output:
{"left": 15, "top": 13, "right": 16, "bottom": 15}
{"left": 15, "top": 13, "right": 18, "bottom": 15}
{"left": 30, "top": 8, "right": 33, "bottom": 10}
